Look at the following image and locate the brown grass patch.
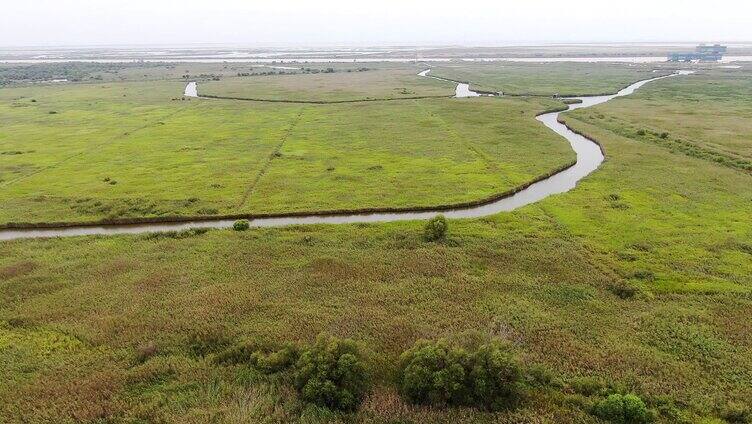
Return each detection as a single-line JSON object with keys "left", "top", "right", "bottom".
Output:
{"left": 0, "top": 261, "right": 36, "bottom": 280}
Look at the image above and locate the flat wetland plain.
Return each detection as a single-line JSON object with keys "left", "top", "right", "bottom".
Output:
{"left": 0, "top": 65, "right": 574, "bottom": 225}
{"left": 430, "top": 62, "right": 676, "bottom": 96}
{"left": 1, "top": 60, "right": 751, "bottom": 422}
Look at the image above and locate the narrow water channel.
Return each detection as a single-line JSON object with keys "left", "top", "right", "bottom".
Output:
{"left": 184, "top": 81, "right": 198, "bottom": 97}
{"left": 0, "top": 71, "right": 690, "bottom": 240}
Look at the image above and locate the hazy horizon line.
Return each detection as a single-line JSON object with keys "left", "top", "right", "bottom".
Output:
{"left": 2, "top": 40, "right": 750, "bottom": 50}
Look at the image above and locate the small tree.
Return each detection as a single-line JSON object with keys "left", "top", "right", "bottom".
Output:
{"left": 293, "top": 334, "right": 371, "bottom": 411}
{"left": 397, "top": 338, "right": 523, "bottom": 410}
{"left": 424, "top": 215, "right": 448, "bottom": 241}
{"left": 233, "top": 219, "right": 250, "bottom": 231}
{"left": 398, "top": 339, "right": 469, "bottom": 406}
{"left": 593, "top": 393, "right": 651, "bottom": 424}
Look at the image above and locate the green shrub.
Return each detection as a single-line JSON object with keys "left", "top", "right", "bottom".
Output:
{"left": 424, "top": 214, "right": 448, "bottom": 241}
{"left": 141, "top": 228, "right": 208, "bottom": 240}
{"left": 721, "top": 402, "right": 752, "bottom": 423}
{"left": 215, "top": 341, "right": 300, "bottom": 373}
{"left": 593, "top": 393, "right": 651, "bottom": 423}
{"left": 631, "top": 269, "right": 655, "bottom": 282}
{"left": 609, "top": 282, "right": 639, "bottom": 299}
{"left": 397, "top": 338, "right": 523, "bottom": 410}
{"left": 188, "top": 327, "right": 231, "bottom": 357}
{"left": 233, "top": 219, "right": 250, "bottom": 231}
{"left": 570, "top": 376, "right": 606, "bottom": 396}
{"left": 606, "top": 193, "right": 621, "bottom": 201}
{"left": 525, "top": 364, "right": 564, "bottom": 388}
{"left": 293, "top": 334, "right": 371, "bottom": 411}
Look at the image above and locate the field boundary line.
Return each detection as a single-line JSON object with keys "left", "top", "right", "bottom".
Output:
{"left": 236, "top": 109, "right": 305, "bottom": 208}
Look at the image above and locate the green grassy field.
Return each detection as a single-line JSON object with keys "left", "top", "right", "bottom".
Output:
{"left": 0, "top": 74, "right": 572, "bottom": 226}
{"left": 1, "top": 64, "right": 751, "bottom": 423}
{"left": 566, "top": 68, "right": 752, "bottom": 171}
{"left": 199, "top": 67, "right": 455, "bottom": 102}
{"left": 0, "top": 64, "right": 752, "bottom": 424}
{"left": 429, "top": 62, "right": 675, "bottom": 96}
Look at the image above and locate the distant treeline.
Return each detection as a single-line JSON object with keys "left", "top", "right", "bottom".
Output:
{"left": 235, "top": 67, "right": 370, "bottom": 78}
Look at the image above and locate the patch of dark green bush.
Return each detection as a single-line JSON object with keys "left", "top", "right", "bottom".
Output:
{"left": 197, "top": 207, "right": 219, "bottom": 215}
{"left": 424, "top": 214, "right": 448, "bottom": 242}
{"left": 616, "top": 251, "right": 638, "bottom": 262}
{"left": 609, "top": 281, "right": 639, "bottom": 299}
{"left": 606, "top": 193, "right": 621, "bottom": 201}
{"left": 721, "top": 402, "right": 752, "bottom": 424}
{"left": 188, "top": 327, "right": 232, "bottom": 357}
{"left": 233, "top": 219, "right": 250, "bottom": 231}
{"left": 397, "top": 338, "right": 523, "bottom": 411}
{"left": 293, "top": 333, "right": 371, "bottom": 411}
{"left": 141, "top": 228, "right": 208, "bottom": 240}
{"left": 525, "top": 364, "right": 564, "bottom": 389}
{"left": 569, "top": 376, "right": 607, "bottom": 396}
{"left": 592, "top": 393, "right": 653, "bottom": 423}
{"left": 631, "top": 269, "right": 655, "bottom": 282}
{"left": 218, "top": 334, "right": 371, "bottom": 411}
{"left": 660, "top": 132, "right": 669, "bottom": 139}
{"left": 215, "top": 340, "right": 300, "bottom": 373}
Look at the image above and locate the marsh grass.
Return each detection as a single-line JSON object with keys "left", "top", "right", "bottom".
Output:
{"left": 0, "top": 77, "right": 573, "bottom": 225}
{"left": 0, "top": 64, "right": 750, "bottom": 423}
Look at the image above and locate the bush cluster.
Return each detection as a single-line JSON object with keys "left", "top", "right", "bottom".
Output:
{"left": 593, "top": 393, "right": 652, "bottom": 423}
{"left": 212, "top": 334, "right": 668, "bottom": 420}
{"left": 396, "top": 339, "right": 523, "bottom": 411}
{"left": 720, "top": 402, "right": 752, "bottom": 424}
{"left": 233, "top": 219, "right": 250, "bottom": 231}
{"left": 218, "top": 334, "right": 370, "bottom": 412}
{"left": 293, "top": 334, "right": 371, "bottom": 411}
{"left": 424, "top": 214, "right": 448, "bottom": 241}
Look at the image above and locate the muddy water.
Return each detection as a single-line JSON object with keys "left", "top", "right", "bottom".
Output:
{"left": 418, "top": 69, "right": 485, "bottom": 98}
{"left": 0, "top": 72, "right": 690, "bottom": 240}
{"left": 184, "top": 81, "right": 198, "bottom": 97}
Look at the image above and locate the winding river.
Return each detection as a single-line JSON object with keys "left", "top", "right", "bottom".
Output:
{"left": 0, "top": 71, "right": 690, "bottom": 240}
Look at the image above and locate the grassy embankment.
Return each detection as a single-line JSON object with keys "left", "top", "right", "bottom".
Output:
{"left": 0, "top": 70, "right": 572, "bottom": 226}
{"left": 0, "top": 69, "right": 751, "bottom": 422}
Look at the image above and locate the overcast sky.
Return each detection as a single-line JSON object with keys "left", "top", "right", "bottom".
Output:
{"left": 2, "top": 0, "right": 751, "bottom": 47}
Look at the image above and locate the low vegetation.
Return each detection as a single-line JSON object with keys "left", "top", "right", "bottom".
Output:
{"left": 593, "top": 393, "right": 652, "bottom": 423}
{"left": 423, "top": 214, "right": 448, "bottom": 241}
{"left": 0, "top": 73, "right": 572, "bottom": 226}
{"left": 199, "top": 66, "right": 453, "bottom": 102}
{"left": 568, "top": 68, "right": 752, "bottom": 174}
{"left": 0, "top": 63, "right": 750, "bottom": 422}
{"left": 232, "top": 219, "right": 250, "bottom": 231}
{"left": 429, "top": 62, "right": 674, "bottom": 96}
{"left": 293, "top": 334, "right": 371, "bottom": 411}
{"left": 397, "top": 338, "right": 523, "bottom": 411}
